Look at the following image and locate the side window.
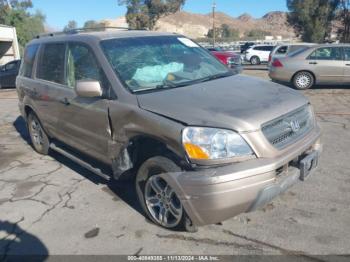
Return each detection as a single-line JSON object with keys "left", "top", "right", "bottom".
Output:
{"left": 37, "top": 43, "right": 66, "bottom": 84}
{"left": 254, "top": 47, "right": 262, "bottom": 51}
{"left": 289, "top": 45, "right": 306, "bottom": 53}
{"left": 276, "top": 46, "right": 288, "bottom": 54}
{"left": 66, "top": 43, "right": 108, "bottom": 91}
{"left": 308, "top": 47, "right": 343, "bottom": 61}
{"left": 344, "top": 47, "right": 350, "bottom": 61}
{"left": 266, "top": 46, "right": 274, "bottom": 51}
{"left": 21, "top": 44, "right": 39, "bottom": 78}
{"left": 5, "top": 62, "right": 16, "bottom": 71}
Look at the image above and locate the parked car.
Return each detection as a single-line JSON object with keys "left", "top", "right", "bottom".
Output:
{"left": 17, "top": 29, "right": 322, "bottom": 231}
{"left": 0, "top": 59, "right": 21, "bottom": 88}
{"left": 240, "top": 42, "right": 255, "bottom": 54}
{"left": 207, "top": 47, "right": 242, "bottom": 73}
{"left": 245, "top": 45, "right": 275, "bottom": 65}
{"left": 268, "top": 43, "right": 316, "bottom": 66}
{"left": 269, "top": 44, "right": 350, "bottom": 90}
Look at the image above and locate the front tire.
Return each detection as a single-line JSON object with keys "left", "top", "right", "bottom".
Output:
{"left": 293, "top": 71, "right": 314, "bottom": 90}
{"left": 27, "top": 113, "right": 50, "bottom": 155}
{"left": 135, "top": 156, "right": 194, "bottom": 231}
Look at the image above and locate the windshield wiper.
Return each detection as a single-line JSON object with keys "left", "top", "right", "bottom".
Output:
{"left": 156, "top": 72, "right": 233, "bottom": 90}
{"left": 134, "top": 72, "right": 234, "bottom": 93}
{"left": 197, "top": 72, "right": 234, "bottom": 84}
{"left": 155, "top": 81, "right": 190, "bottom": 90}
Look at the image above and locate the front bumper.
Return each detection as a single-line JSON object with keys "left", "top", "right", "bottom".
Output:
{"left": 161, "top": 127, "right": 322, "bottom": 226}
{"left": 228, "top": 64, "right": 243, "bottom": 74}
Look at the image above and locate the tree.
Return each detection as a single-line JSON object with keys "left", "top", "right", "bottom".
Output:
{"left": 207, "top": 25, "right": 240, "bottom": 40}
{"left": 245, "top": 29, "right": 271, "bottom": 40}
{"left": 83, "top": 20, "right": 106, "bottom": 30}
{"left": 337, "top": 0, "right": 350, "bottom": 42}
{"left": 287, "top": 0, "right": 340, "bottom": 43}
{"left": 207, "top": 27, "right": 221, "bottom": 38}
{"left": 118, "top": 0, "right": 185, "bottom": 30}
{"left": 63, "top": 20, "right": 78, "bottom": 32}
{"left": 0, "top": 0, "right": 45, "bottom": 49}
{"left": 221, "top": 24, "right": 240, "bottom": 39}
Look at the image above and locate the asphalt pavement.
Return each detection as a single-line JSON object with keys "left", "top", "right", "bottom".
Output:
{"left": 0, "top": 70, "right": 350, "bottom": 258}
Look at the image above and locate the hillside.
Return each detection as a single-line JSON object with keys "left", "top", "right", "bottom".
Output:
{"left": 103, "top": 11, "right": 297, "bottom": 39}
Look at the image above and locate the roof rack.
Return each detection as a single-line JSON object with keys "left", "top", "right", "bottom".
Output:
{"left": 35, "top": 26, "right": 146, "bottom": 39}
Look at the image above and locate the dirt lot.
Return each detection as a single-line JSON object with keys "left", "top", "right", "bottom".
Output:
{"left": 0, "top": 70, "right": 350, "bottom": 259}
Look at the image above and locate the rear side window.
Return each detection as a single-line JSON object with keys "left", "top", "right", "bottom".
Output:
{"left": 21, "top": 44, "right": 39, "bottom": 78}
{"left": 308, "top": 47, "right": 343, "bottom": 61}
{"left": 254, "top": 46, "right": 273, "bottom": 51}
{"left": 289, "top": 47, "right": 311, "bottom": 57}
{"left": 5, "top": 61, "right": 17, "bottom": 71}
{"left": 265, "top": 46, "right": 274, "bottom": 51}
{"left": 344, "top": 47, "right": 350, "bottom": 61}
{"left": 276, "top": 46, "right": 288, "bottom": 54}
{"left": 37, "top": 43, "right": 66, "bottom": 84}
{"left": 289, "top": 45, "right": 308, "bottom": 54}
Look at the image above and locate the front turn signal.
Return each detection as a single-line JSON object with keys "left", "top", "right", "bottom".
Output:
{"left": 184, "top": 143, "right": 209, "bottom": 160}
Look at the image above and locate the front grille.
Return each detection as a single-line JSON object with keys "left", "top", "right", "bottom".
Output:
{"left": 262, "top": 105, "right": 314, "bottom": 149}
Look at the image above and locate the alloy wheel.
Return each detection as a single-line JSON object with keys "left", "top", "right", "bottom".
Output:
{"left": 251, "top": 57, "right": 259, "bottom": 65}
{"left": 295, "top": 73, "right": 312, "bottom": 89}
{"left": 29, "top": 118, "right": 44, "bottom": 148}
{"left": 144, "top": 175, "right": 183, "bottom": 228}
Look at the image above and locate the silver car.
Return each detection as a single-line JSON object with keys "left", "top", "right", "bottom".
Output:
{"left": 269, "top": 44, "right": 350, "bottom": 89}
{"left": 268, "top": 43, "right": 316, "bottom": 67}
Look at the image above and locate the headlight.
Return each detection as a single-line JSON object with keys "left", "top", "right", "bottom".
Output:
{"left": 227, "top": 56, "right": 240, "bottom": 65}
{"left": 182, "top": 127, "right": 254, "bottom": 161}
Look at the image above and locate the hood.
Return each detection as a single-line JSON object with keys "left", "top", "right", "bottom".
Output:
{"left": 137, "top": 74, "right": 309, "bottom": 132}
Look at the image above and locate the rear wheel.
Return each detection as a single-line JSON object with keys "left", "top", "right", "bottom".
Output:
{"left": 250, "top": 56, "right": 260, "bottom": 65}
{"left": 27, "top": 113, "right": 50, "bottom": 155}
{"left": 135, "top": 156, "right": 196, "bottom": 231}
{"left": 293, "top": 71, "right": 314, "bottom": 90}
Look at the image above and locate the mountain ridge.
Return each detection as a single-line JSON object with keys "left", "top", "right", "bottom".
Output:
{"left": 103, "top": 11, "right": 296, "bottom": 39}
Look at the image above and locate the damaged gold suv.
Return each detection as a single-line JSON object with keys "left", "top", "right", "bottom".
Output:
{"left": 16, "top": 28, "right": 322, "bottom": 231}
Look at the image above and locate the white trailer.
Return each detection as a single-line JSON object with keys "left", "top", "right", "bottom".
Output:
{"left": 0, "top": 25, "right": 20, "bottom": 66}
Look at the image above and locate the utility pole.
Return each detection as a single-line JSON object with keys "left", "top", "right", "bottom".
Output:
{"left": 212, "top": 0, "right": 216, "bottom": 47}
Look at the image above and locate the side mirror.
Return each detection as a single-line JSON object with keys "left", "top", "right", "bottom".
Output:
{"left": 75, "top": 80, "right": 103, "bottom": 98}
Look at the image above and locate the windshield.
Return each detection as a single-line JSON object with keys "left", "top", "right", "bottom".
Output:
{"left": 101, "top": 36, "right": 232, "bottom": 93}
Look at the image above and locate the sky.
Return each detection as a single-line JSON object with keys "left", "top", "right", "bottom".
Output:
{"left": 31, "top": 0, "right": 288, "bottom": 30}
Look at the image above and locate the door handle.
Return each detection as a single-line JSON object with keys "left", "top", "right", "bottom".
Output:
{"left": 59, "top": 97, "right": 70, "bottom": 106}
{"left": 346, "top": 64, "right": 350, "bottom": 66}
{"left": 309, "top": 62, "right": 318, "bottom": 65}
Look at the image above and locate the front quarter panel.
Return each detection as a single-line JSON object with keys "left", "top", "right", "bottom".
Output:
{"left": 108, "top": 99, "right": 186, "bottom": 162}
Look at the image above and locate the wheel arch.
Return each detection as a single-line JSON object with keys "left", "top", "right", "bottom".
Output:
{"left": 291, "top": 70, "right": 316, "bottom": 84}
{"left": 112, "top": 133, "right": 189, "bottom": 180}
{"left": 128, "top": 134, "right": 186, "bottom": 169}
{"left": 250, "top": 55, "right": 260, "bottom": 60}
{"left": 23, "top": 104, "right": 38, "bottom": 121}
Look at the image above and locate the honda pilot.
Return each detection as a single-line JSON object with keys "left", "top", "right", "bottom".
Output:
{"left": 16, "top": 29, "right": 322, "bottom": 231}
